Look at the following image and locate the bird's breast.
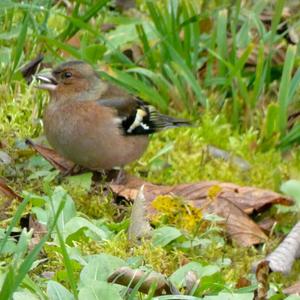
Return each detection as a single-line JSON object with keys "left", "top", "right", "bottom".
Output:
{"left": 43, "top": 101, "right": 149, "bottom": 170}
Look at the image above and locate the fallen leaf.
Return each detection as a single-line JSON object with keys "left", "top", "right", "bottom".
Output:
{"left": 253, "top": 221, "right": 300, "bottom": 275}
{"left": 111, "top": 177, "right": 293, "bottom": 214}
{"left": 235, "top": 277, "right": 251, "bottom": 289}
{"left": 61, "top": 35, "right": 81, "bottom": 57}
{"left": 184, "top": 270, "right": 200, "bottom": 295}
{"left": 254, "top": 261, "right": 270, "bottom": 300}
{"left": 100, "top": 23, "right": 116, "bottom": 32}
{"left": 115, "top": 0, "right": 136, "bottom": 11}
{"left": 0, "top": 150, "right": 12, "bottom": 165}
{"left": 257, "top": 218, "right": 276, "bottom": 234}
{"left": 20, "top": 54, "right": 44, "bottom": 84}
{"left": 0, "top": 178, "right": 22, "bottom": 201}
{"left": 0, "top": 178, "right": 22, "bottom": 220}
{"left": 107, "top": 266, "right": 179, "bottom": 296}
{"left": 284, "top": 281, "right": 300, "bottom": 295}
{"left": 26, "top": 139, "right": 76, "bottom": 174}
{"left": 128, "top": 186, "right": 152, "bottom": 243}
{"left": 109, "top": 175, "right": 292, "bottom": 246}
{"left": 28, "top": 215, "right": 47, "bottom": 250}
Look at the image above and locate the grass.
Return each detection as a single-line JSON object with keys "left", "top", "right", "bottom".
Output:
{"left": 1, "top": 0, "right": 300, "bottom": 299}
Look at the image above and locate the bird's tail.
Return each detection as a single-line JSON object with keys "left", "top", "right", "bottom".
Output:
{"left": 150, "top": 111, "right": 192, "bottom": 130}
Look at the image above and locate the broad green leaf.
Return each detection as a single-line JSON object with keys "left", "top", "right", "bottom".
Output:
{"left": 80, "top": 254, "right": 126, "bottom": 285}
{"left": 67, "top": 172, "right": 93, "bottom": 191}
{"left": 178, "top": 238, "right": 211, "bottom": 249}
{"left": 194, "top": 272, "right": 225, "bottom": 295}
{"left": 78, "top": 281, "right": 122, "bottom": 300}
{"left": 106, "top": 21, "right": 154, "bottom": 49}
{"left": 202, "top": 292, "right": 253, "bottom": 300}
{"left": 170, "top": 262, "right": 219, "bottom": 287}
{"left": 152, "top": 226, "right": 182, "bottom": 247}
{"left": 64, "top": 216, "right": 108, "bottom": 242}
{"left": 82, "top": 44, "right": 106, "bottom": 64}
{"left": 281, "top": 180, "right": 300, "bottom": 208}
{"left": 153, "top": 296, "right": 201, "bottom": 300}
{"left": 47, "top": 281, "right": 74, "bottom": 300}
{"left": 13, "top": 291, "right": 39, "bottom": 300}
{"left": 50, "top": 187, "right": 76, "bottom": 233}
{"left": 285, "top": 296, "right": 300, "bottom": 300}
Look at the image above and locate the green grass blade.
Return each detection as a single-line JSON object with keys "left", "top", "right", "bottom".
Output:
{"left": 229, "top": 0, "right": 241, "bottom": 63}
{"left": 0, "top": 266, "right": 15, "bottom": 300}
{"left": 126, "top": 271, "right": 152, "bottom": 300}
{"left": 279, "top": 123, "right": 300, "bottom": 150}
{"left": 0, "top": 196, "right": 30, "bottom": 255}
{"left": 264, "top": 103, "right": 279, "bottom": 140}
{"left": 146, "top": 1, "right": 167, "bottom": 37}
{"left": 265, "top": 0, "right": 286, "bottom": 85}
{"left": 11, "top": 12, "right": 29, "bottom": 76}
{"left": 165, "top": 43, "right": 206, "bottom": 107}
{"left": 0, "top": 198, "right": 66, "bottom": 299}
{"left": 55, "top": 225, "right": 78, "bottom": 299}
{"left": 59, "top": 0, "right": 110, "bottom": 41}
{"left": 216, "top": 9, "right": 228, "bottom": 77}
{"left": 39, "top": 36, "right": 82, "bottom": 59}
{"left": 164, "top": 64, "right": 190, "bottom": 111}
{"left": 127, "top": 67, "right": 171, "bottom": 101}
{"left": 136, "top": 24, "right": 156, "bottom": 69}
{"left": 13, "top": 199, "right": 66, "bottom": 288}
{"left": 288, "top": 68, "right": 300, "bottom": 104}
{"left": 111, "top": 69, "right": 169, "bottom": 111}
{"left": 250, "top": 41, "right": 265, "bottom": 108}
{"left": 278, "top": 45, "right": 297, "bottom": 135}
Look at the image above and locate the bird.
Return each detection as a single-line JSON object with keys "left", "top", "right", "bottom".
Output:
{"left": 35, "top": 60, "right": 190, "bottom": 173}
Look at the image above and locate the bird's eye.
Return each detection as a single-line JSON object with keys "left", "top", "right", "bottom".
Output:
{"left": 63, "top": 71, "right": 72, "bottom": 79}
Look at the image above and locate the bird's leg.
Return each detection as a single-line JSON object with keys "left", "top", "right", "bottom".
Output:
{"left": 114, "top": 167, "right": 126, "bottom": 184}
{"left": 62, "top": 164, "right": 82, "bottom": 176}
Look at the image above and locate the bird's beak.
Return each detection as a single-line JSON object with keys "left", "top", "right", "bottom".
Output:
{"left": 35, "top": 73, "right": 58, "bottom": 91}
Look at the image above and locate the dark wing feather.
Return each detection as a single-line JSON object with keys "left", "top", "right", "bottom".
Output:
{"left": 96, "top": 97, "right": 191, "bottom": 135}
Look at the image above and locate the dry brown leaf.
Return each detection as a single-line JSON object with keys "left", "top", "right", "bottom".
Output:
{"left": 109, "top": 175, "right": 293, "bottom": 216}
{"left": 28, "top": 215, "right": 47, "bottom": 250}
{"left": 0, "top": 178, "right": 22, "bottom": 220}
{"left": 184, "top": 271, "right": 200, "bottom": 295}
{"left": 26, "top": 139, "right": 76, "bottom": 174}
{"left": 284, "top": 281, "right": 300, "bottom": 296}
{"left": 257, "top": 218, "right": 276, "bottom": 234}
{"left": 254, "top": 261, "right": 270, "bottom": 300}
{"left": 0, "top": 150, "right": 12, "bottom": 165}
{"left": 108, "top": 266, "right": 179, "bottom": 296}
{"left": 20, "top": 54, "right": 44, "bottom": 84}
{"left": 128, "top": 186, "right": 152, "bottom": 243}
{"left": 235, "top": 277, "right": 251, "bottom": 289}
{"left": 100, "top": 23, "right": 116, "bottom": 32}
{"left": 61, "top": 35, "right": 81, "bottom": 57}
{"left": 253, "top": 221, "right": 300, "bottom": 275}
{"left": 0, "top": 178, "right": 22, "bottom": 201}
{"left": 115, "top": 0, "right": 136, "bottom": 11}
{"left": 109, "top": 175, "right": 292, "bottom": 246}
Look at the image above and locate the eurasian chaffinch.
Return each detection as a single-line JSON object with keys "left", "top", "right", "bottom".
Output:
{"left": 36, "top": 61, "right": 190, "bottom": 171}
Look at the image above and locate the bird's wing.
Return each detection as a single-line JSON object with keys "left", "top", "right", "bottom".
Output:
{"left": 96, "top": 97, "right": 191, "bottom": 135}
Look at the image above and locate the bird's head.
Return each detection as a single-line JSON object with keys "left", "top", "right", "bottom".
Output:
{"left": 36, "top": 60, "right": 106, "bottom": 102}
